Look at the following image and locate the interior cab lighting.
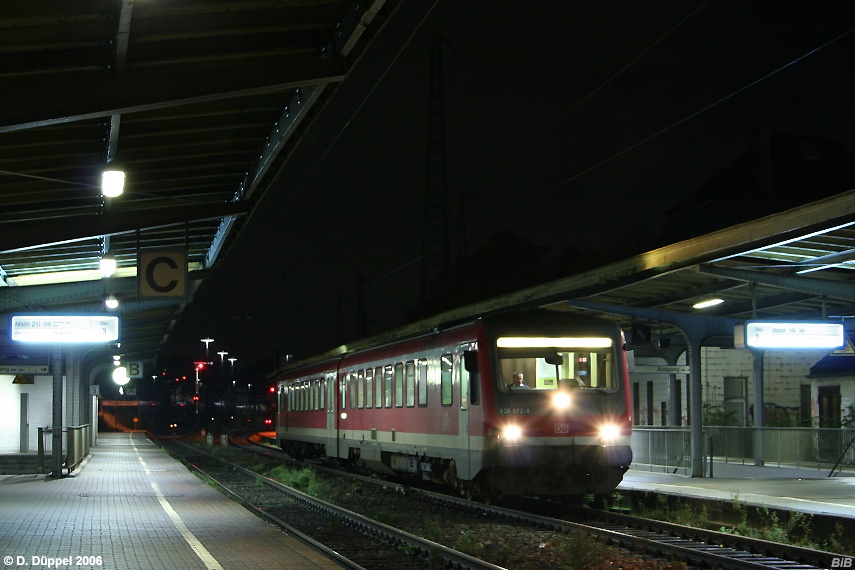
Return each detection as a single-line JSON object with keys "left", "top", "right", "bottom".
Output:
{"left": 496, "top": 337, "right": 612, "bottom": 348}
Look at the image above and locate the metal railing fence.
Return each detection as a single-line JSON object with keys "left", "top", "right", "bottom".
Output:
{"left": 37, "top": 424, "right": 91, "bottom": 475}
{"left": 631, "top": 426, "right": 855, "bottom": 474}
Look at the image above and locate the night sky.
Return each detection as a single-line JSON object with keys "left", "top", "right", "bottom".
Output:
{"left": 164, "top": 1, "right": 855, "bottom": 370}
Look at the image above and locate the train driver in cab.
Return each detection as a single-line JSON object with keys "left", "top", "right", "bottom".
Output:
{"left": 511, "top": 371, "right": 530, "bottom": 389}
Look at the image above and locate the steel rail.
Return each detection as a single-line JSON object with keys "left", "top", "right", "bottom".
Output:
{"left": 233, "top": 437, "right": 837, "bottom": 569}
{"left": 161, "top": 437, "right": 507, "bottom": 570}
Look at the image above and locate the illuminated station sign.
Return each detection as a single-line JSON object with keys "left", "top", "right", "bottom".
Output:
{"left": 10, "top": 314, "right": 120, "bottom": 344}
{"left": 735, "top": 321, "right": 845, "bottom": 350}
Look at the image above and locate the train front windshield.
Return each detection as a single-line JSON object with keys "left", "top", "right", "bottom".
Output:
{"left": 496, "top": 336, "right": 616, "bottom": 392}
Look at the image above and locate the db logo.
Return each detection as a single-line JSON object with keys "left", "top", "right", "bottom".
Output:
{"left": 832, "top": 557, "right": 853, "bottom": 567}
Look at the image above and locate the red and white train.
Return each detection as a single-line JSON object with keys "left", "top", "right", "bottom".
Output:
{"left": 271, "top": 310, "right": 632, "bottom": 500}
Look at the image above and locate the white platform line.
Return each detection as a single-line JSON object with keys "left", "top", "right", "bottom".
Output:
{"left": 131, "top": 435, "right": 224, "bottom": 570}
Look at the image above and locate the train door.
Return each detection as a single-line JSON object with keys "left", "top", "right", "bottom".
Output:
{"left": 455, "top": 346, "right": 472, "bottom": 478}
{"left": 324, "top": 372, "right": 343, "bottom": 457}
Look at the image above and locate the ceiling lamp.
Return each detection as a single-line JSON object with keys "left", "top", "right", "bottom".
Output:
{"left": 105, "top": 295, "right": 119, "bottom": 309}
{"left": 692, "top": 298, "right": 724, "bottom": 309}
{"left": 112, "top": 366, "right": 130, "bottom": 386}
{"left": 99, "top": 253, "right": 117, "bottom": 277}
{"left": 101, "top": 164, "right": 125, "bottom": 198}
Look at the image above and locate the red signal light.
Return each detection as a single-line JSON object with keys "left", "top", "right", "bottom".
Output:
{"left": 269, "top": 386, "right": 276, "bottom": 393}
{"left": 264, "top": 419, "right": 273, "bottom": 425}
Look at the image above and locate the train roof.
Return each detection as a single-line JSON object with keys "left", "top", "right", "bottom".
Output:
{"left": 267, "top": 309, "right": 620, "bottom": 378}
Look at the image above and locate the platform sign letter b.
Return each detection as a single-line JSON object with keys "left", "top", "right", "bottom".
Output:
{"left": 126, "top": 361, "right": 143, "bottom": 379}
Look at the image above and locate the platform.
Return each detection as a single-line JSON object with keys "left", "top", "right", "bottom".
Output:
{"left": 620, "top": 461, "right": 855, "bottom": 520}
{"left": 0, "top": 432, "right": 340, "bottom": 570}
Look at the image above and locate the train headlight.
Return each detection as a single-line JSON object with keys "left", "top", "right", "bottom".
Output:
{"left": 501, "top": 425, "right": 523, "bottom": 442}
{"left": 599, "top": 423, "right": 620, "bottom": 443}
{"left": 553, "top": 391, "right": 572, "bottom": 411}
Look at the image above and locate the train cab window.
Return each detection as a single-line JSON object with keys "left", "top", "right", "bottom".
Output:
{"left": 417, "top": 358, "right": 428, "bottom": 406}
{"left": 374, "top": 367, "right": 383, "bottom": 408}
{"left": 365, "top": 368, "right": 373, "bottom": 409}
{"left": 441, "top": 353, "right": 453, "bottom": 406}
{"left": 384, "top": 365, "right": 393, "bottom": 408}
{"left": 496, "top": 336, "right": 616, "bottom": 392}
{"left": 394, "top": 363, "right": 404, "bottom": 407}
{"left": 405, "top": 360, "right": 415, "bottom": 407}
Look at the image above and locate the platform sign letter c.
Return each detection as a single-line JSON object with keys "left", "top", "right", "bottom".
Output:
{"left": 139, "top": 250, "right": 187, "bottom": 299}
{"left": 147, "top": 256, "right": 177, "bottom": 292}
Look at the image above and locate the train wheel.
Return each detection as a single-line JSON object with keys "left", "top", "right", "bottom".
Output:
{"left": 463, "top": 478, "right": 497, "bottom": 505}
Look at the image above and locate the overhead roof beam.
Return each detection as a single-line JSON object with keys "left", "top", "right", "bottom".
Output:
{"left": 0, "top": 201, "right": 247, "bottom": 253}
{"left": 699, "top": 264, "right": 855, "bottom": 302}
{"left": 0, "top": 58, "right": 347, "bottom": 133}
{"left": 636, "top": 279, "right": 746, "bottom": 308}
{"left": 204, "top": 0, "right": 387, "bottom": 270}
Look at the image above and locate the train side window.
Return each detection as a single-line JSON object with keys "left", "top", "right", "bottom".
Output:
{"left": 441, "top": 353, "right": 453, "bottom": 406}
{"left": 320, "top": 376, "right": 326, "bottom": 410}
{"left": 384, "top": 365, "right": 393, "bottom": 408}
{"left": 394, "top": 363, "right": 404, "bottom": 408}
{"left": 374, "top": 367, "right": 383, "bottom": 408}
{"left": 459, "top": 356, "right": 468, "bottom": 411}
{"left": 365, "top": 368, "right": 373, "bottom": 409}
{"left": 340, "top": 375, "right": 347, "bottom": 410}
{"left": 357, "top": 369, "right": 365, "bottom": 409}
{"left": 312, "top": 379, "right": 317, "bottom": 410}
{"left": 350, "top": 372, "right": 358, "bottom": 409}
{"left": 418, "top": 358, "right": 428, "bottom": 407}
{"left": 405, "top": 360, "right": 415, "bottom": 407}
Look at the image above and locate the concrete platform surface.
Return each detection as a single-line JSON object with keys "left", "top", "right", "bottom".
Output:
{"left": 0, "top": 432, "right": 340, "bottom": 570}
{"left": 621, "top": 462, "right": 855, "bottom": 519}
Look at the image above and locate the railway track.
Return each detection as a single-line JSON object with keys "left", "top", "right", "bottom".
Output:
{"left": 156, "top": 437, "right": 505, "bottom": 570}
{"left": 229, "top": 437, "right": 845, "bottom": 570}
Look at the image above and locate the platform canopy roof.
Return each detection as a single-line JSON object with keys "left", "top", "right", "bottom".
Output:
{"left": 2, "top": 1, "right": 855, "bottom": 371}
{"left": 309, "top": 190, "right": 855, "bottom": 364}
{"left": 0, "top": 0, "right": 401, "bottom": 365}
